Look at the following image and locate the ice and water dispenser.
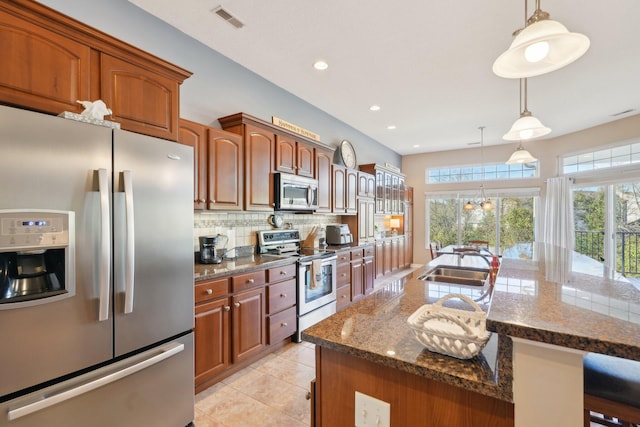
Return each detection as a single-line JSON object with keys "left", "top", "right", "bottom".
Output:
{"left": 0, "top": 210, "right": 74, "bottom": 308}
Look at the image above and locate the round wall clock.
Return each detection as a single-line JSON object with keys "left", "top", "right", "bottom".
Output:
{"left": 339, "top": 140, "right": 357, "bottom": 169}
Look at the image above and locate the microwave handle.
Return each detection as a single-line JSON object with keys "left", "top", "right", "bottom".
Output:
{"left": 307, "top": 185, "right": 313, "bottom": 207}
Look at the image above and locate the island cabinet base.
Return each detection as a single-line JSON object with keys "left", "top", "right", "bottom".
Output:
{"left": 313, "top": 347, "right": 514, "bottom": 427}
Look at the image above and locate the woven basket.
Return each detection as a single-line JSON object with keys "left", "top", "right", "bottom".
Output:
{"left": 407, "top": 294, "right": 491, "bottom": 359}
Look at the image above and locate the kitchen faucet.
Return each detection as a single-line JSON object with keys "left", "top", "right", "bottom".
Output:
{"left": 453, "top": 247, "right": 492, "bottom": 266}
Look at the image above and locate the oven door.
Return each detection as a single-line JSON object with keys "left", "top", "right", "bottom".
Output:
{"left": 297, "top": 256, "right": 336, "bottom": 315}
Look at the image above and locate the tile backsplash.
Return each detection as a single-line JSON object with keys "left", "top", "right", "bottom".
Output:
{"left": 193, "top": 211, "right": 342, "bottom": 253}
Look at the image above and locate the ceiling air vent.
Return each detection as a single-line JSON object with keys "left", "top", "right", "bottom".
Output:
{"left": 212, "top": 6, "right": 244, "bottom": 29}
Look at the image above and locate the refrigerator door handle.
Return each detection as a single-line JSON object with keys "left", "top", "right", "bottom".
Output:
{"left": 7, "top": 342, "right": 185, "bottom": 421}
{"left": 123, "top": 170, "right": 135, "bottom": 314}
{"left": 98, "top": 168, "right": 111, "bottom": 322}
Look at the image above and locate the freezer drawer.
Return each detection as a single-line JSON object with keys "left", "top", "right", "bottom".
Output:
{"left": 0, "top": 333, "right": 194, "bottom": 427}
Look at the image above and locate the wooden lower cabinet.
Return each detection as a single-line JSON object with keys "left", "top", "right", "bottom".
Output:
{"left": 313, "top": 347, "right": 514, "bottom": 427}
{"left": 363, "top": 244, "right": 375, "bottom": 295}
{"left": 375, "top": 241, "right": 384, "bottom": 279}
{"left": 195, "top": 264, "right": 298, "bottom": 393}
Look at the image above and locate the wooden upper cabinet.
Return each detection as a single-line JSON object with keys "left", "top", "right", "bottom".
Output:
{"left": 0, "top": 1, "right": 191, "bottom": 141}
{"left": 244, "top": 125, "right": 274, "bottom": 211}
{"left": 0, "top": 8, "right": 91, "bottom": 114}
{"left": 178, "top": 119, "right": 208, "bottom": 210}
{"left": 357, "top": 171, "right": 375, "bottom": 198}
{"left": 315, "top": 148, "right": 333, "bottom": 213}
{"left": 208, "top": 128, "right": 243, "bottom": 211}
{"left": 101, "top": 54, "right": 179, "bottom": 141}
{"left": 345, "top": 168, "right": 358, "bottom": 214}
{"left": 332, "top": 165, "right": 346, "bottom": 214}
{"left": 275, "top": 135, "right": 314, "bottom": 177}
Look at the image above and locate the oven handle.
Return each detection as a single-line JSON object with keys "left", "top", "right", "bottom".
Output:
{"left": 298, "top": 255, "right": 337, "bottom": 267}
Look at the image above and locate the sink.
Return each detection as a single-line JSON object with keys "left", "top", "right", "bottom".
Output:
{"left": 417, "top": 265, "right": 489, "bottom": 287}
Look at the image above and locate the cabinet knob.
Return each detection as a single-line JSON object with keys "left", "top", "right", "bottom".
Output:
{"left": 234, "top": 302, "right": 240, "bottom": 308}
{"left": 341, "top": 273, "right": 347, "bottom": 277}
{"left": 205, "top": 289, "right": 213, "bottom": 295}
{"left": 341, "top": 295, "right": 347, "bottom": 299}
{"left": 247, "top": 278, "right": 254, "bottom": 283}
{"left": 280, "top": 293, "right": 287, "bottom": 298}
{"left": 280, "top": 270, "right": 287, "bottom": 275}
{"left": 305, "top": 391, "right": 311, "bottom": 401}
{"left": 281, "top": 322, "right": 288, "bottom": 327}
{"left": 198, "top": 198, "right": 205, "bottom": 203}
{"left": 224, "top": 305, "right": 230, "bottom": 311}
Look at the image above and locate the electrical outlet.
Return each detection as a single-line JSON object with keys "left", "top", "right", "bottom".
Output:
{"left": 355, "top": 391, "right": 390, "bottom": 427}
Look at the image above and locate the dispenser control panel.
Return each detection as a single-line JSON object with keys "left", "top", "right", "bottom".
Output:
{"left": 0, "top": 210, "right": 72, "bottom": 250}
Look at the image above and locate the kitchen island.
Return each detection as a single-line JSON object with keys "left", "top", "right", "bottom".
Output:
{"left": 303, "top": 244, "right": 640, "bottom": 427}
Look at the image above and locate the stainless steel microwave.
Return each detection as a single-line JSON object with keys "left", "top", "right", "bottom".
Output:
{"left": 274, "top": 172, "right": 319, "bottom": 211}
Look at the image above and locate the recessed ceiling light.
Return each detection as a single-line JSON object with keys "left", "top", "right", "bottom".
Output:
{"left": 412, "top": 144, "right": 420, "bottom": 148}
{"left": 369, "top": 105, "right": 381, "bottom": 111}
{"left": 313, "top": 60, "right": 328, "bottom": 71}
{"left": 387, "top": 125, "right": 396, "bottom": 130}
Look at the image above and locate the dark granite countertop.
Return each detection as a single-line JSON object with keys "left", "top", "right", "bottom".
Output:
{"left": 487, "top": 243, "right": 640, "bottom": 362}
{"left": 302, "top": 255, "right": 514, "bottom": 402}
{"left": 194, "top": 255, "right": 296, "bottom": 282}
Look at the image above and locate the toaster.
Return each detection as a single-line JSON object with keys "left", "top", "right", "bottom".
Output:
{"left": 326, "top": 224, "right": 353, "bottom": 245}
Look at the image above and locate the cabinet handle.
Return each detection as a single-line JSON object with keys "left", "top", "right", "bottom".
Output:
{"left": 247, "top": 278, "right": 254, "bottom": 284}
{"left": 280, "top": 271, "right": 287, "bottom": 275}
{"left": 341, "top": 273, "right": 347, "bottom": 277}
{"left": 341, "top": 295, "right": 347, "bottom": 299}
{"left": 281, "top": 322, "right": 288, "bottom": 327}
{"left": 205, "top": 289, "right": 213, "bottom": 295}
{"left": 224, "top": 306, "right": 230, "bottom": 311}
{"left": 234, "top": 302, "right": 240, "bottom": 308}
{"left": 280, "top": 293, "right": 287, "bottom": 298}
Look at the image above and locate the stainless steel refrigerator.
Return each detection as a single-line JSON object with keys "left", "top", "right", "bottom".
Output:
{"left": 0, "top": 105, "right": 195, "bottom": 427}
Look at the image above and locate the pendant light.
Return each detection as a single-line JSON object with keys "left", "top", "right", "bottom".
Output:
{"left": 464, "top": 127, "right": 495, "bottom": 211}
{"left": 506, "top": 143, "right": 538, "bottom": 164}
{"left": 503, "top": 78, "right": 550, "bottom": 141}
{"left": 493, "top": 0, "right": 590, "bottom": 79}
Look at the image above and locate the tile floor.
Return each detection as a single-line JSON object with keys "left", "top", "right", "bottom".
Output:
{"left": 194, "top": 341, "right": 316, "bottom": 427}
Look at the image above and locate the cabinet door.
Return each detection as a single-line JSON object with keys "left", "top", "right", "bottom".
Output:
{"left": 101, "top": 54, "right": 180, "bottom": 141}
{"left": 365, "top": 199, "right": 375, "bottom": 241}
{"left": 245, "top": 124, "right": 274, "bottom": 211}
{"left": 375, "top": 170, "right": 385, "bottom": 213}
{"left": 296, "top": 141, "right": 315, "bottom": 177}
{"left": 357, "top": 172, "right": 369, "bottom": 197}
{"left": 350, "top": 260, "right": 364, "bottom": 302}
{"left": 391, "top": 238, "right": 400, "bottom": 272}
{"left": 363, "top": 256, "right": 375, "bottom": 295}
{"left": 0, "top": 9, "right": 91, "bottom": 115}
{"left": 208, "top": 128, "right": 243, "bottom": 210}
{"left": 375, "top": 242, "right": 384, "bottom": 279}
{"left": 195, "top": 298, "right": 230, "bottom": 385}
{"left": 366, "top": 174, "right": 376, "bottom": 198}
{"left": 315, "top": 148, "right": 332, "bottom": 213}
{"left": 178, "top": 119, "right": 207, "bottom": 210}
{"left": 332, "top": 165, "right": 346, "bottom": 213}
{"left": 398, "top": 237, "right": 406, "bottom": 269}
{"left": 345, "top": 168, "right": 358, "bottom": 214}
{"left": 232, "top": 287, "right": 266, "bottom": 363}
{"left": 383, "top": 241, "right": 392, "bottom": 275}
{"left": 275, "top": 134, "right": 296, "bottom": 174}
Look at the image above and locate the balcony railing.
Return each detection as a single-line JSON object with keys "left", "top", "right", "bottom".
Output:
{"left": 575, "top": 230, "right": 640, "bottom": 277}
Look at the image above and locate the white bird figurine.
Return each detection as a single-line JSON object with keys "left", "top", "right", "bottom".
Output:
{"left": 76, "top": 100, "right": 113, "bottom": 120}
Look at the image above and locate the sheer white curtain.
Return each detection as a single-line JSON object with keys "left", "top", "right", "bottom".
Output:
{"left": 542, "top": 176, "right": 574, "bottom": 249}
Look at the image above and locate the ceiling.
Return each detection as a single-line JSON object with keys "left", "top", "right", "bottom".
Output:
{"left": 128, "top": 0, "right": 640, "bottom": 155}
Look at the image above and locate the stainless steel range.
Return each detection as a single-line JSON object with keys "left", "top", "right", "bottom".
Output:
{"left": 257, "top": 230, "right": 337, "bottom": 342}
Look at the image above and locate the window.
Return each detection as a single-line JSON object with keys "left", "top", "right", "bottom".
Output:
{"left": 427, "top": 162, "right": 538, "bottom": 184}
{"left": 563, "top": 140, "right": 640, "bottom": 174}
{"left": 426, "top": 189, "right": 539, "bottom": 257}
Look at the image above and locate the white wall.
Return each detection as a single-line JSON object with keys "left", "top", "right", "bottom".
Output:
{"left": 402, "top": 114, "right": 640, "bottom": 265}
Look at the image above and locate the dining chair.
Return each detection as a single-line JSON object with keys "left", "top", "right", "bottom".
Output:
{"left": 467, "top": 239, "right": 489, "bottom": 248}
{"left": 428, "top": 241, "right": 441, "bottom": 259}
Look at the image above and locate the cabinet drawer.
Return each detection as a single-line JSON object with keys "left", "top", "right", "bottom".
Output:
{"left": 336, "top": 285, "right": 351, "bottom": 311}
{"left": 231, "top": 270, "right": 266, "bottom": 292}
{"left": 267, "top": 263, "right": 297, "bottom": 283}
{"left": 350, "top": 248, "right": 364, "bottom": 260}
{"left": 268, "top": 306, "right": 296, "bottom": 344}
{"left": 336, "top": 251, "right": 350, "bottom": 264}
{"left": 336, "top": 262, "right": 350, "bottom": 287}
{"left": 363, "top": 245, "right": 375, "bottom": 258}
{"left": 267, "top": 278, "right": 296, "bottom": 314}
{"left": 195, "top": 278, "right": 229, "bottom": 304}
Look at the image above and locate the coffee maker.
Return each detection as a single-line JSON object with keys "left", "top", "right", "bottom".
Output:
{"left": 198, "top": 235, "right": 228, "bottom": 264}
